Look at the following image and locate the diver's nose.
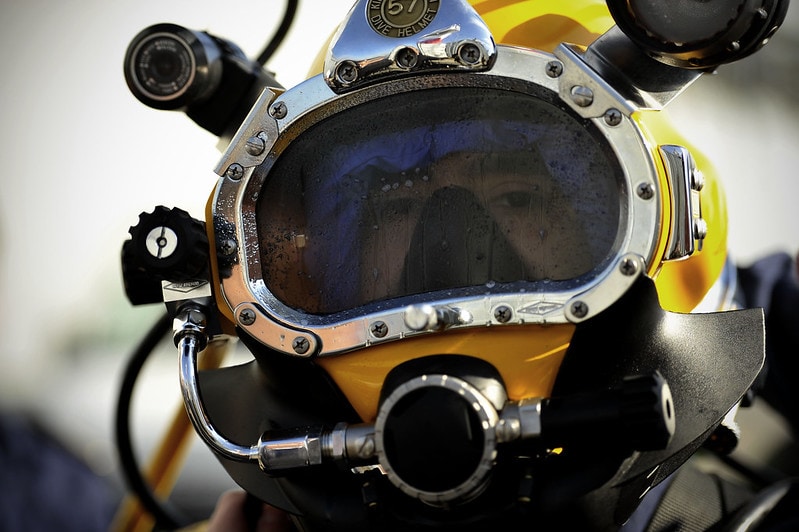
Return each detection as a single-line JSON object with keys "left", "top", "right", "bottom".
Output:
{"left": 402, "top": 185, "right": 526, "bottom": 292}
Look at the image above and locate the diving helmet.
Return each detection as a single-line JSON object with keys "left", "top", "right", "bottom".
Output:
{"left": 121, "top": 0, "right": 788, "bottom": 529}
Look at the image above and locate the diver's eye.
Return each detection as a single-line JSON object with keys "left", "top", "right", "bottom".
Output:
{"left": 486, "top": 180, "right": 543, "bottom": 213}
{"left": 498, "top": 190, "right": 534, "bottom": 208}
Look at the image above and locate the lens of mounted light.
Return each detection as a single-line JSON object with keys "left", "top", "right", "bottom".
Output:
{"left": 124, "top": 23, "right": 223, "bottom": 110}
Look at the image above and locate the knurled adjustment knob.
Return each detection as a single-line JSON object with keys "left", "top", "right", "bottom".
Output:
{"left": 619, "top": 372, "right": 676, "bottom": 451}
{"left": 121, "top": 206, "right": 209, "bottom": 305}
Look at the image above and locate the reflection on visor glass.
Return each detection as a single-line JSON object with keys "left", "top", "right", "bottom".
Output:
{"left": 256, "top": 87, "right": 623, "bottom": 315}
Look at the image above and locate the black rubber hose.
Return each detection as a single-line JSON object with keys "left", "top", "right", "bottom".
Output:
{"left": 257, "top": 0, "right": 300, "bottom": 66}
{"left": 115, "top": 312, "right": 188, "bottom": 530}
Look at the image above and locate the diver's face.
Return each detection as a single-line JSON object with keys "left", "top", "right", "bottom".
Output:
{"left": 358, "top": 149, "right": 592, "bottom": 306}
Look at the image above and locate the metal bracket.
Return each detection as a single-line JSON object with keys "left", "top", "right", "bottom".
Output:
{"left": 659, "top": 145, "right": 706, "bottom": 261}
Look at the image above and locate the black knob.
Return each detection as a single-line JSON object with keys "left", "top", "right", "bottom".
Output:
{"left": 619, "top": 372, "right": 676, "bottom": 451}
{"left": 121, "top": 206, "right": 209, "bottom": 305}
{"left": 541, "top": 372, "right": 675, "bottom": 451}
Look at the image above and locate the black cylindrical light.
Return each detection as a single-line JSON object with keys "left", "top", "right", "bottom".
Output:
{"left": 124, "top": 23, "right": 224, "bottom": 110}
{"left": 606, "top": 0, "right": 790, "bottom": 69}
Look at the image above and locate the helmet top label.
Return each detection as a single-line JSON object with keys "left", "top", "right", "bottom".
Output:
{"left": 368, "top": 0, "right": 440, "bottom": 38}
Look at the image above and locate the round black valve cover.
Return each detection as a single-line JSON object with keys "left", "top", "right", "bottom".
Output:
{"left": 121, "top": 206, "right": 209, "bottom": 305}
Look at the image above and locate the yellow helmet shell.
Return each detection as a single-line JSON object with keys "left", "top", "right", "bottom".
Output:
{"left": 470, "top": 0, "right": 614, "bottom": 52}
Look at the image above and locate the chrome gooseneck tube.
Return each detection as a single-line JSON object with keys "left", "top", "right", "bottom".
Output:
{"left": 175, "top": 307, "right": 259, "bottom": 463}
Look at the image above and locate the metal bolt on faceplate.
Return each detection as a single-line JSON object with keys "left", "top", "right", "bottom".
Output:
{"left": 292, "top": 336, "right": 310, "bottom": 355}
{"left": 245, "top": 134, "right": 266, "bottom": 156}
{"left": 637, "top": 183, "right": 655, "bottom": 200}
{"left": 396, "top": 47, "right": 418, "bottom": 68}
{"left": 604, "top": 108, "right": 622, "bottom": 126}
{"left": 370, "top": 321, "right": 388, "bottom": 338}
{"left": 239, "top": 308, "right": 256, "bottom": 326}
{"left": 546, "top": 61, "right": 563, "bottom": 78}
{"left": 458, "top": 43, "right": 481, "bottom": 65}
{"left": 226, "top": 163, "right": 244, "bottom": 180}
{"left": 691, "top": 169, "right": 706, "bottom": 191}
{"left": 336, "top": 61, "right": 359, "bottom": 84}
{"left": 218, "top": 239, "right": 238, "bottom": 257}
{"left": 570, "top": 86, "right": 594, "bottom": 107}
{"left": 269, "top": 101, "right": 288, "bottom": 119}
{"left": 494, "top": 305, "right": 513, "bottom": 323}
{"left": 571, "top": 301, "right": 589, "bottom": 319}
{"left": 694, "top": 218, "right": 709, "bottom": 240}
{"left": 619, "top": 257, "right": 639, "bottom": 276}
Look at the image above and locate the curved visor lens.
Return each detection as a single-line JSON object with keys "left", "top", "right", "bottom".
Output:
{"left": 256, "top": 87, "right": 623, "bottom": 315}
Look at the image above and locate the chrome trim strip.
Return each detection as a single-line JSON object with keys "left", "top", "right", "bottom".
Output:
{"left": 660, "top": 145, "right": 706, "bottom": 261}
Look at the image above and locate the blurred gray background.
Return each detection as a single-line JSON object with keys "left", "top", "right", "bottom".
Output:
{"left": 0, "top": 0, "right": 797, "bottom": 525}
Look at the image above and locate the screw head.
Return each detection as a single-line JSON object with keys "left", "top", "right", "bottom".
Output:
{"left": 245, "top": 134, "right": 266, "bottom": 156}
{"left": 457, "top": 43, "right": 481, "bottom": 65}
{"left": 637, "top": 182, "right": 655, "bottom": 200}
{"left": 292, "top": 336, "right": 310, "bottom": 354}
{"left": 619, "top": 257, "right": 639, "bottom": 276}
{"left": 691, "top": 169, "right": 705, "bottom": 191}
{"left": 545, "top": 61, "right": 563, "bottom": 78}
{"left": 335, "top": 61, "right": 359, "bottom": 84}
{"left": 604, "top": 108, "right": 622, "bottom": 126}
{"left": 239, "top": 308, "right": 256, "bottom": 326}
{"left": 218, "top": 239, "right": 237, "bottom": 257}
{"left": 571, "top": 301, "right": 589, "bottom": 319}
{"left": 694, "top": 218, "right": 708, "bottom": 240}
{"left": 269, "top": 101, "right": 287, "bottom": 119}
{"left": 370, "top": 321, "right": 388, "bottom": 338}
{"left": 225, "top": 163, "right": 244, "bottom": 180}
{"left": 396, "top": 47, "right": 418, "bottom": 69}
{"left": 570, "top": 85, "right": 594, "bottom": 107}
{"left": 145, "top": 226, "right": 178, "bottom": 259}
{"left": 493, "top": 305, "right": 513, "bottom": 323}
